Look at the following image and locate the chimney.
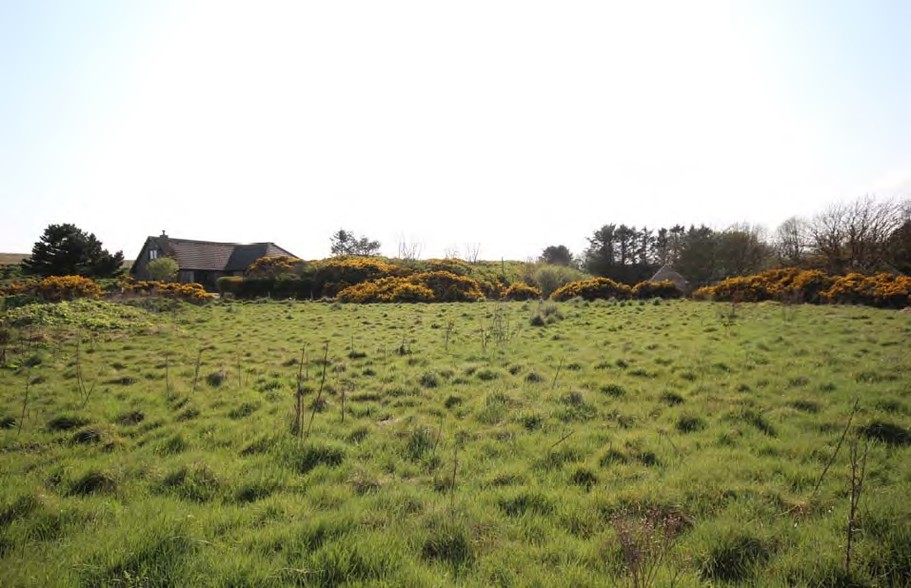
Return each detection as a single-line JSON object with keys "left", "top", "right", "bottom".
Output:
{"left": 161, "top": 230, "right": 168, "bottom": 238}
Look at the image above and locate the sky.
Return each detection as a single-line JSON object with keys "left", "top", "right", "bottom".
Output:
{"left": 1, "top": 0, "right": 909, "bottom": 261}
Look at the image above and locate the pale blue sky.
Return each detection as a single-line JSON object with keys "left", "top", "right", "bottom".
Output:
{"left": 1, "top": 1, "right": 909, "bottom": 261}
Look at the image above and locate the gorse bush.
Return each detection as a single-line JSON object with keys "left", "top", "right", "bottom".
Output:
{"left": 245, "top": 255, "right": 306, "bottom": 279}
{"left": 501, "top": 282, "right": 541, "bottom": 301}
{"left": 313, "top": 257, "right": 407, "bottom": 297}
{"left": 821, "top": 272, "right": 911, "bottom": 308}
{"left": 631, "top": 280, "right": 683, "bottom": 300}
{"left": 551, "top": 277, "right": 631, "bottom": 301}
{"left": 123, "top": 279, "right": 215, "bottom": 304}
{"left": 337, "top": 271, "right": 484, "bottom": 303}
{"left": 337, "top": 278, "right": 435, "bottom": 303}
{"left": 0, "top": 278, "right": 39, "bottom": 296}
{"left": 209, "top": 255, "right": 532, "bottom": 301}
{"left": 423, "top": 258, "right": 472, "bottom": 276}
{"left": 695, "top": 268, "right": 910, "bottom": 309}
{"left": 33, "top": 276, "right": 103, "bottom": 302}
{"left": 416, "top": 271, "right": 485, "bottom": 302}
{"left": 698, "top": 267, "right": 837, "bottom": 304}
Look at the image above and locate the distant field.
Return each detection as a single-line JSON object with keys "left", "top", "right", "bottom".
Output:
{"left": 0, "top": 299, "right": 909, "bottom": 586}
{"left": 0, "top": 253, "right": 27, "bottom": 265}
{"left": 0, "top": 255, "right": 134, "bottom": 269}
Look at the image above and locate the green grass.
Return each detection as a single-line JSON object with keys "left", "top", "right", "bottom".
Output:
{"left": 1, "top": 298, "right": 910, "bottom": 586}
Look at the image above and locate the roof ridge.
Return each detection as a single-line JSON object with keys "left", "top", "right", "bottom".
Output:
{"left": 149, "top": 236, "right": 276, "bottom": 247}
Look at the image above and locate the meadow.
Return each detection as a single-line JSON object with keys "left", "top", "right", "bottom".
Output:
{"left": 0, "top": 298, "right": 909, "bottom": 586}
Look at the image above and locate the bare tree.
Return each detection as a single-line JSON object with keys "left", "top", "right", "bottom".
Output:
{"left": 463, "top": 243, "right": 481, "bottom": 264}
{"left": 808, "top": 196, "right": 903, "bottom": 273}
{"left": 774, "top": 216, "right": 808, "bottom": 267}
{"left": 808, "top": 202, "right": 848, "bottom": 273}
{"left": 843, "top": 196, "right": 903, "bottom": 271}
{"left": 397, "top": 236, "right": 423, "bottom": 261}
{"left": 715, "top": 224, "right": 772, "bottom": 277}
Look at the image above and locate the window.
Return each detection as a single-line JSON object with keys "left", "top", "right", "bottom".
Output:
{"left": 149, "top": 249, "right": 158, "bottom": 260}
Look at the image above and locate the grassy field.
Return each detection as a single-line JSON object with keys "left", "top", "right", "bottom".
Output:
{"left": 1, "top": 298, "right": 909, "bottom": 586}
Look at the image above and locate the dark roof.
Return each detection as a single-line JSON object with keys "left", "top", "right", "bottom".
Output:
{"left": 225, "top": 243, "right": 295, "bottom": 271}
{"left": 140, "top": 236, "right": 297, "bottom": 272}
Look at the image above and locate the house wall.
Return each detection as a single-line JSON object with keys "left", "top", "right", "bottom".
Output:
{"left": 181, "top": 270, "right": 227, "bottom": 291}
{"left": 130, "top": 241, "right": 155, "bottom": 280}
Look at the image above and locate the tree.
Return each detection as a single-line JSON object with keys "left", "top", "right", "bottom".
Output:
{"left": 714, "top": 224, "right": 772, "bottom": 277}
{"left": 22, "top": 223, "right": 124, "bottom": 278}
{"left": 330, "top": 229, "right": 381, "bottom": 257}
{"left": 675, "top": 225, "right": 717, "bottom": 284}
{"left": 538, "top": 245, "right": 574, "bottom": 266}
{"left": 774, "top": 216, "right": 807, "bottom": 266}
{"left": 583, "top": 224, "right": 655, "bottom": 284}
{"left": 885, "top": 216, "right": 911, "bottom": 274}
{"left": 807, "top": 196, "right": 904, "bottom": 273}
{"left": 146, "top": 257, "right": 179, "bottom": 281}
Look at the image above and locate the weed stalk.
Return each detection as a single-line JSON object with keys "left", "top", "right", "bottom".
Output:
{"left": 845, "top": 435, "right": 869, "bottom": 577}
{"left": 304, "top": 342, "right": 329, "bottom": 441}
{"left": 192, "top": 348, "right": 203, "bottom": 394}
{"left": 294, "top": 344, "right": 307, "bottom": 436}
{"left": 551, "top": 357, "right": 564, "bottom": 390}
{"left": 811, "top": 399, "right": 860, "bottom": 496}
{"left": 75, "top": 337, "right": 96, "bottom": 409}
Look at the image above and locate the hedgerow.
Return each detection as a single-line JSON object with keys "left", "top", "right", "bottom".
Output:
{"left": 821, "top": 273, "right": 911, "bottom": 308}
{"left": 245, "top": 255, "right": 306, "bottom": 278}
{"left": 122, "top": 279, "right": 215, "bottom": 304}
{"left": 337, "top": 271, "right": 484, "bottom": 303}
{"left": 695, "top": 268, "right": 910, "bottom": 309}
{"left": 311, "top": 258, "right": 408, "bottom": 297}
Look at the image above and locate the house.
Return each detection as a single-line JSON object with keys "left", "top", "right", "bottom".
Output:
{"left": 649, "top": 263, "right": 690, "bottom": 293}
{"left": 130, "top": 232, "right": 298, "bottom": 289}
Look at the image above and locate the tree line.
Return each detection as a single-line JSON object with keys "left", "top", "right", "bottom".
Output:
{"left": 542, "top": 196, "right": 910, "bottom": 285}
{"left": 9, "top": 196, "right": 911, "bottom": 287}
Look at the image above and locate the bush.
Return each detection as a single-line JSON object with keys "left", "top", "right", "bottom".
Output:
{"left": 413, "top": 271, "right": 484, "bottom": 302}
{"left": 123, "top": 279, "right": 215, "bottom": 304}
{"left": 551, "top": 277, "right": 631, "bottom": 301}
{"left": 246, "top": 255, "right": 306, "bottom": 279}
{"left": 146, "top": 257, "right": 179, "bottom": 281}
{"left": 337, "top": 271, "right": 484, "bottom": 304}
{"left": 233, "top": 276, "right": 316, "bottom": 299}
{"left": 532, "top": 264, "right": 587, "bottom": 297}
{"left": 34, "top": 275, "right": 102, "bottom": 302}
{"left": 529, "top": 301, "right": 563, "bottom": 326}
{"left": 337, "top": 278, "right": 435, "bottom": 303}
{"left": 423, "top": 258, "right": 472, "bottom": 276}
{"left": 0, "top": 278, "right": 38, "bottom": 296}
{"left": 786, "top": 269, "right": 832, "bottom": 303}
{"left": 696, "top": 268, "right": 841, "bottom": 305}
{"left": 502, "top": 282, "right": 541, "bottom": 301}
{"left": 822, "top": 272, "right": 911, "bottom": 308}
{"left": 631, "top": 280, "right": 683, "bottom": 300}
{"left": 312, "top": 258, "right": 406, "bottom": 297}
{"left": 216, "top": 276, "right": 243, "bottom": 297}
{"left": 388, "top": 282, "right": 435, "bottom": 303}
